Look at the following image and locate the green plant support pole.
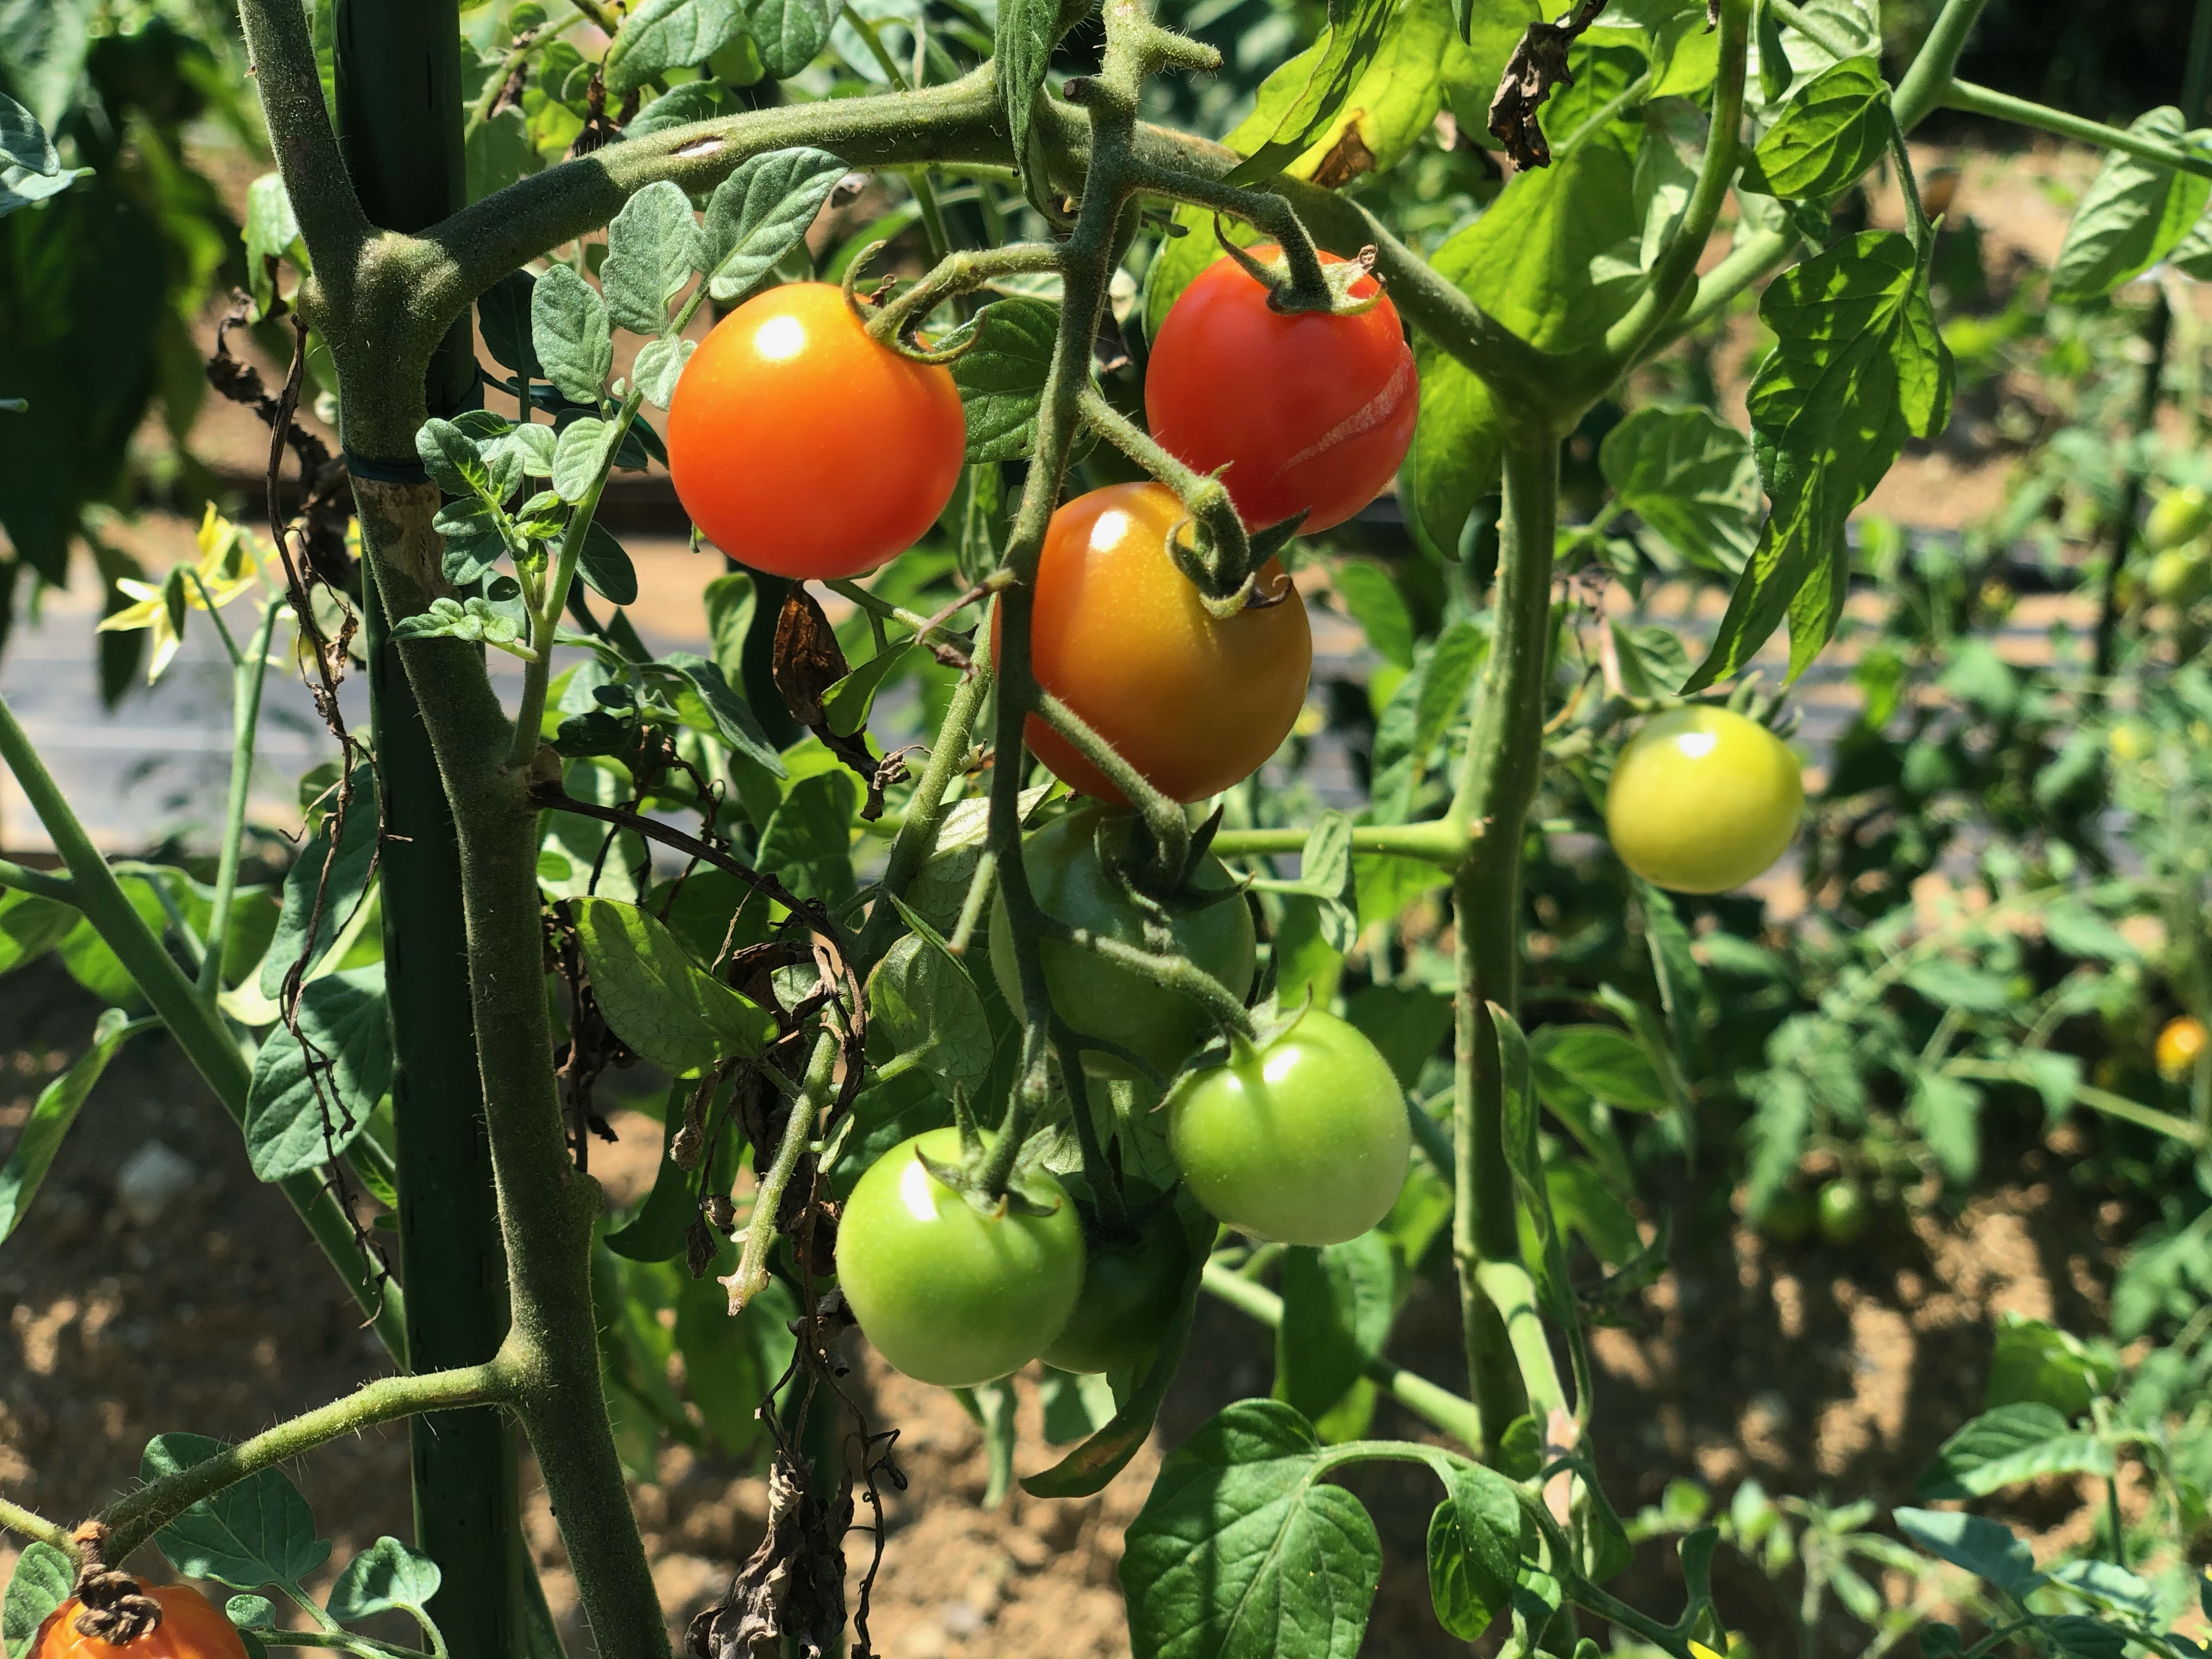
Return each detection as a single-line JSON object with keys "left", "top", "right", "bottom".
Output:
{"left": 334, "top": 5, "right": 526, "bottom": 1658}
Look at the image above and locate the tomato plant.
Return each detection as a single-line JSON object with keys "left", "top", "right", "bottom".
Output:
{"left": 1041, "top": 1206, "right": 1193, "bottom": 1375}
{"left": 835, "top": 1128, "right": 1085, "bottom": 1388}
{"left": 1145, "top": 248, "right": 1417, "bottom": 533}
{"left": 1604, "top": 706, "right": 1805, "bottom": 894}
{"left": 666, "top": 282, "right": 966, "bottom": 580}
{"left": 988, "top": 806, "right": 1255, "bottom": 1080}
{"left": 1166, "top": 1008, "right": 1410, "bottom": 1246}
{"left": 997, "top": 482, "right": 1313, "bottom": 803}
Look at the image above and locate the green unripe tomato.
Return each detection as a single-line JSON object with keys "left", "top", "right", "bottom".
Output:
{"left": 1815, "top": 1178, "right": 1870, "bottom": 1246}
{"left": 1166, "top": 1007, "right": 1410, "bottom": 1246}
{"left": 2145, "top": 485, "right": 2212, "bottom": 552}
{"left": 834, "top": 1127, "right": 1084, "bottom": 1388}
{"left": 989, "top": 808, "right": 1256, "bottom": 1081}
{"left": 1759, "top": 1188, "right": 1815, "bottom": 1245}
{"left": 2147, "top": 546, "right": 2211, "bottom": 608}
{"left": 1605, "top": 707, "right": 1805, "bottom": 894}
{"left": 1040, "top": 1207, "right": 1192, "bottom": 1374}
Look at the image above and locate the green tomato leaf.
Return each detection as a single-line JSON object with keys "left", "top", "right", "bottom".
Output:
{"left": 1684, "top": 230, "right": 1952, "bottom": 689}
{"left": 573, "top": 895, "right": 776, "bottom": 1073}
{"left": 0, "top": 1008, "right": 148, "bottom": 1242}
{"left": 326, "top": 1537, "right": 442, "bottom": 1629}
{"left": 390, "top": 596, "right": 524, "bottom": 647}
{"left": 605, "top": 1093, "right": 699, "bottom": 1263}
{"left": 242, "top": 173, "right": 305, "bottom": 318}
{"left": 1742, "top": 55, "right": 1889, "bottom": 200}
{"left": 602, "top": 179, "right": 702, "bottom": 335}
{"left": 2050, "top": 107, "right": 2212, "bottom": 302}
{"left": 2, "top": 1541, "right": 74, "bottom": 1659}
{"left": 620, "top": 81, "right": 726, "bottom": 139}
{"left": 1893, "top": 1507, "right": 2045, "bottom": 1600}
{"left": 1222, "top": 0, "right": 1398, "bottom": 186}
{"left": 551, "top": 415, "right": 620, "bottom": 504}
{"left": 579, "top": 521, "right": 640, "bottom": 606}
{"left": 821, "top": 641, "right": 913, "bottom": 737}
{"left": 1277, "top": 1234, "right": 1399, "bottom": 1434}
{"left": 605, "top": 0, "right": 746, "bottom": 95}
{"left": 757, "top": 770, "right": 858, "bottom": 905}
{"left": 676, "top": 1267, "right": 797, "bottom": 1458}
{"left": 1987, "top": 1312, "right": 2115, "bottom": 1417}
{"left": 1908, "top": 1069, "right": 1983, "bottom": 1186}
{"left": 244, "top": 967, "right": 393, "bottom": 1182}
{"left": 697, "top": 146, "right": 847, "bottom": 303}
{"left": 0, "top": 885, "right": 80, "bottom": 977}
{"left": 994, "top": 0, "right": 1059, "bottom": 177}
{"left": 1531, "top": 1024, "right": 1669, "bottom": 1113}
{"left": 1916, "top": 1403, "right": 2114, "bottom": 1501}
{"left": 1121, "top": 1398, "right": 1383, "bottom": 1659}
{"left": 702, "top": 571, "right": 755, "bottom": 681}
{"left": 634, "top": 333, "right": 697, "bottom": 409}
{"left": 479, "top": 269, "right": 541, "bottom": 382}
{"left": 866, "top": 930, "right": 993, "bottom": 1094}
{"left": 1599, "top": 405, "right": 1759, "bottom": 572}
{"left": 531, "top": 263, "right": 614, "bottom": 405}
{"left": 743, "top": 0, "right": 832, "bottom": 78}
{"left": 261, "top": 771, "right": 378, "bottom": 999}
{"left": 660, "top": 650, "right": 786, "bottom": 775}
{"left": 143, "top": 1431, "right": 332, "bottom": 1590}
{"left": 1332, "top": 562, "right": 1414, "bottom": 670}
{"left": 949, "top": 297, "right": 1059, "bottom": 463}
{"left": 0, "top": 91, "right": 58, "bottom": 176}
{"left": 416, "top": 417, "right": 497, "bottom": 501}
{"left": 1427, "top": 1462, "right": 1523, "bottom": 1639}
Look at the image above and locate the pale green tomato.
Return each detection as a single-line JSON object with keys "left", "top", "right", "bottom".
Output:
{"left": 2147, "top": 546, "right": 2211, "bottom": 607}
{"left": 834, "top": 1128, "right": 1084, "bottom": 1387}
{"left": 989, "top": 808, "right": 1255, "bottom": 1081}
{"left": 1165, "top": 1007, "right": 1410, "bottom": 1246}
{"left": 2145, "top": 485, "right": 2212, "bottom": 552}
{"left": 1605, "top": 707, "right": 1804, "bottom": 894}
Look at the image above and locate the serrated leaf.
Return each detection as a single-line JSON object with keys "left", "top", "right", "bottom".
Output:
{"left": 1685, "top": 231, "right": 1952, "bottom": 689}
{"left": 1532, "top": 1024, "right": 1669, "bottom": 1113}
{"left": 605, "top": 0, "right": 746, "bottom": 94}
{"left": 142, "top": 1432, "right": 331, "bottom": 1590}
{"left": 867, "top": 931, "right": 992, "bottom": 1092}
{"left": 743, "top": 0, "right": 833, "bottom": 78}
{"left": 697, "top": 146, "right": 845, "bottom": 303}
{"left": 602, "top": 179, "right": 702, "bottom": 335}
{"left": 531, "top": 263, "right": 614, "bottom": 405}
{"left": 244, "top": 968, "right": 393, "bottom": 1182}
{"left": 1277, "top": 1234, "right": 1398, "bottom": 1433}
{"left": 0, "top": 1008, "right": 146, "bottom": 1242}
{"left": 634, "top": 334, "right": 697, "bottom": 408}
{"left": 995, "top": 0, "right": 1059, "bottom": 167}
{"left": 949, "top": 298, "right": 1059, "bottom": 462}
{"left": 573, "top": 895, "right": 776, "bottom": 1074}
{"left": 2050, "top": 107, "right": 2212, "bottom": 303}
{"left": 1121, "top": 1400, "right": 1382, "bottom": 1659}
{"left": 2, "top": 1541, "right": 74, "bottom": 1659}
{"left": 1744, "top": 56, "right": 1889, "bottom": 200}
{"left": 1600, "top": 405, "right": 1759, "bottom": 572}
{"left": 1917, "top": 1403, "right": 2114, "bottom": 1500}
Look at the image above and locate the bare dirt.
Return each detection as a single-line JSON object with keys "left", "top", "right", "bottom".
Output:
{"left": 0, "top": 956, "right": 2146, "bottom": 1659}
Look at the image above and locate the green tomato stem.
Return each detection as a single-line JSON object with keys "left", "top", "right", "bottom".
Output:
{"left": 202, "top": 597, "right": 284, "bottom": 1001}
{"left": 723, "top": 1027, "right": 840, "bottom": 1312}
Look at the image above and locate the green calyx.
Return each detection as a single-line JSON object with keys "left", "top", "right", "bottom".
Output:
{"left": 1213, "top": 221, "right": 1384, "bottom": 318}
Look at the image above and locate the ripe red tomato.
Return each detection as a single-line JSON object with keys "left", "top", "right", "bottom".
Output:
{"left": 666, "top": 282, "right": 964, "bottom": 580}
{"left": 834, "top": 1127, "right": 1084, "bottom": 1387}
{"left": 1144, "top": 247, "right": 1417, "bottom": 533}
{"left": 1165, "top": 1007, "right": 1410, "bottom": 1246}
{"left": 996, "top": 482, "right": 1312, "bottom": 803}
{"left": 34, "top": 1585, "right": 246, "bottom": 1659}
{"left": 1604, "top": 707, "right": 1804, "bottom": 894}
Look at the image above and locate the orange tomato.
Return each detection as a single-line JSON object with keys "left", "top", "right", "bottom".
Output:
{"left": 2158, "top": 1016, "right": 2207, "bottom": 1084}
{"left": 33, "top": 1585, "right": 245, "bottom": 1659}
{"left": 995, "top": 482, "right": 1312, "bottom": 803}
{"left": 665, "top": 282, "right": 965, "bottom": 580}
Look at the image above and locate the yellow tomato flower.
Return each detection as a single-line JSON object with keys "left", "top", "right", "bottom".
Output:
{"left": 97, "top": 505, "right": 272, "bottom": 681}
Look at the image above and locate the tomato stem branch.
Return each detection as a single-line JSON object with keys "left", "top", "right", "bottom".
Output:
{"left": 1072, "top": 385, "right": 1257, "bottom": 606}
{"left": 724, "top": 1027, "right": 840, "bottom": 1312}
{"left": 203, "top": 597, "right": 284, "bottom": 1000}
{"left": 854, "top": 657, "right": 995, "bottom": 968}
{"left": 1891, "top": 0, "right": 1990, "bottom": 131}
{"left": 0, "top": 1494, "right": 74, "bottom": 1554}
{"left": 100, "top": 1361, "right": 512, "bottom": 1560}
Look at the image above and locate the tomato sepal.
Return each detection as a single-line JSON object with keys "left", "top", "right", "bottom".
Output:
{"left": 913, "top": 1133, "right": 1070, "bottom": 1220}
{"left": 1211, "top": 219, "right": 1385, "bottom": 317}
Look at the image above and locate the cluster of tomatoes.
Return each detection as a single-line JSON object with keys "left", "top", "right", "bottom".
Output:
{"left": 664, "top": 250, "right": 1808, "bottom": 1389}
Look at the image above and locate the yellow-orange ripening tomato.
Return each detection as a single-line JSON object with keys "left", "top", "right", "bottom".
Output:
{"left": 35, "top": 1585, "right": 246, "bottom": 1659}
{"left": 1605, "top": 707, "right": 1805, "bottom": 894}
{"left": 665, "top": 283, "right": 964, "bottom": 580}
{"left": 2158, "top": 1016, "right": 2207, "bottom": 1084}
{"left": 1144, "top": 247, "right": 1417, "bottom": 533}
{"left": 995, "top": 482, "right": 1313, "bottom": 804}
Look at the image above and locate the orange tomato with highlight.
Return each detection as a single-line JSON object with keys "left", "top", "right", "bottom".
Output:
{"left": 666, "top": 282, "right": 965, "bottom": 580}
{"left": 995, "top": 482, "right": 1312, "bottom": 804}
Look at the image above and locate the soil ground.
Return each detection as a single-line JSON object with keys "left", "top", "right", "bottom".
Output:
{"left": 0, "top": 955, "right": 2142, "bottom": 1659}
